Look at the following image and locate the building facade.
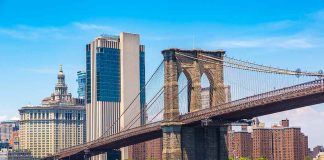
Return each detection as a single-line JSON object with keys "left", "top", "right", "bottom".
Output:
{"left": 8, "top": 130, "right": 19, "bottom": 150}
{"left": 227, "top": 128, "right": 252, "bottom": 159}
{"left": 0, "top": 121, "right": 19, "bottom": 143}
{"left": 145, "top": 138, "right": 162, "bottom": 160}
{"left": 201, "top": 86, "right": 231, "bottom": 109}
{"left": 315, "top": 152, "right": 324, "bottom": 160}
{"left": 313, "top": 146, "right": 324, "bottom": 158}
{"left": 19, "top": 66, "right": 86, "bottom": 158}
{"left": 77, "top": 71, "right": 86, "bottom": 99}
{"left": 228, "top": 119, "right": 309, "bottom": 160}
{"left": 251, "top": 119, "right": 308, "bottom": 160}
{"left": 0, "top": 148, "right": 33, "bottom": 160}
{"left": 252, "top": 128, "right": 273, "bottom": 159}
{"left": 86, "top": 33, "right": 145, "bottom": 160}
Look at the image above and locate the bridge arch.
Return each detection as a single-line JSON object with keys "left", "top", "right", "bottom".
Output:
{"left": 177, "top": 71, "right": 190, "bottom": 114}
{"left": 200, "top": 73, "right": 211, "bottom": 109}
{"left": 162, "top": 48, "right": 226, "bottom": 122}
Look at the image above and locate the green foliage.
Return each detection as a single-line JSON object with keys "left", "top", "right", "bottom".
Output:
{"left": 256, "top": 158, "right": 268, "bottom": 160}
{"left": 239, "top": 157, "right": 250, "bottom": 160}
{"left": 228, "top": 156, "right": 251, "bottom": 160}
{"left": 305, "top": 156, "right": 312, "bottom": 160}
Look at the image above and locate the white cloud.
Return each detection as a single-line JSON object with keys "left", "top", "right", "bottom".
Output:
{"left": 259, "top": 106, "right": 324, "bottom": 148}
{"left": 0, "top": 28, "right": 39, "bottom": 40}
{"left": 0, "top": 25, "right": 65, "bottom": 40}
{"left": 311, "top": 10, "right": 324, "bottom": 21}
{"left": 21, "top": 68, "right": 58, "bottom": 74}
{"left": 212, "top": 37, "right": 314, "bottom": 49}
{"left": 0, "top": 115, "right": 19, "bottom": 122}
{"left": 9, "top": 116, "right": 19, "bottom": 121}
{"left": 256, "top": 20, "right": 296, "bottom": 30}
{"left": 74, "top": 22, "right": 117, "bottom": 32}
{"left": 0, "top": 116, "right": 7, "bottom": 122}
{"left": 0, "top": 23, "right": 118, "bottom": 40}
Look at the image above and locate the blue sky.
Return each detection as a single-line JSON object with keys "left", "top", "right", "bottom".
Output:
{"left": 1, "top": 0, "right": 324, "bottom": 147}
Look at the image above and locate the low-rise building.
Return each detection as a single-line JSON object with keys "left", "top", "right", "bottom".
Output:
{"left": 0, "top": 121, "right": 19, "bottom": 143}
{"left": 313, "top": 146, "right": 324, "bottom": 158}
{"left": 315, "top": 152, "right": 324, "bottom": 160}
{"left": 0, "top": 148, "right": 33, "bottom": 160}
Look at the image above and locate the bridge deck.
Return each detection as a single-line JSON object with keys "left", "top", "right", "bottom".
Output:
{"left": 49, "top": 79, "right": 324, "bottom": 159}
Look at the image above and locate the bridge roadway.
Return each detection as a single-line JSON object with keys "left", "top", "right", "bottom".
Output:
{"left": 49, "top": 79, "right": 324, "bottom": 160}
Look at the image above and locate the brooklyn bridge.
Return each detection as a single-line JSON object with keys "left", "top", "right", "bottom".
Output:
{"left": 45, "top": 48, "right": 324, "bottom": 160}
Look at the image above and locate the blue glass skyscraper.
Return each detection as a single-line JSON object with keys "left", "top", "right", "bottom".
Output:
{"left": 76, "top": 71, "right": 86, "bottom": 99}
{"left": 86, "top": 33, "right": 145, "bottom": 160}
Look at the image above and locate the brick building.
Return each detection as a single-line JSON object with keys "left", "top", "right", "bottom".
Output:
{"left": 146, "top": 138, "right": 162, "bottom": 160}
{"left": 252, "top": 128, "right": 273, "bottom": 159}
{"left": 228, "top": 119, "right": 309, "bottom": 160}
{"left": 252, "top": 119, "right": 308, "bottom": 160}
{"left": 227, "top": 128, "right": 252, "bottom": 159}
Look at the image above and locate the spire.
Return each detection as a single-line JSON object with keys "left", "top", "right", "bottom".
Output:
{"left": 57, "top": 65, "right": 65, "bottom": 84}
{"left": 59, "top": 64, "right": 63, "bottom": 73}
{"left": 53, "top": 65, "right": 70, "bottom": 103}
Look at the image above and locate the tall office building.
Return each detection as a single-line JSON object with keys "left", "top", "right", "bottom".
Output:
{"left": 86, "top": 33, "right": 145, "bottom": 160}
{"left": 77, "top": 71, "right": 86, "bottom": 99}
{"left": 19, "top": 66, "right": 86, "bottom": 158}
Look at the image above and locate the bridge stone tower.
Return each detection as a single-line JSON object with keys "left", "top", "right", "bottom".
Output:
{"left": 161, "top": 48, "right": 228, "bottom": 160}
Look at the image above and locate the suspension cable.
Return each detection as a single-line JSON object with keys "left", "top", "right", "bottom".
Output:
{"left": 91, "top": 60, "right": 164, "bottom": 143}
{"left": 175, "top": 52, "right": 324, "bottom": 77}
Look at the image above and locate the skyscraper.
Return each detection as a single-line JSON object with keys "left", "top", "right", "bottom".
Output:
{"left": 19, "top": 66, "right": 86, "bottom": 158}
{"left": 86, "top": 32, "right": 145, "bottom": 160}
{"left": 76, "top": 71, "right": 86, "bottom": 99}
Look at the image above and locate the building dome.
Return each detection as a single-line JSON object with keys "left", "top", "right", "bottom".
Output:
{"left": 58, "top": 65, "right": 65, "bottom": 77}
{"left": 41, "top": 65, "right": 74, "bottom": 106}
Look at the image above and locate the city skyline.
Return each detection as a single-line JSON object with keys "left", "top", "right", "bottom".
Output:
{"left": 1, "top": 0, "right": 324, "bottom": 149}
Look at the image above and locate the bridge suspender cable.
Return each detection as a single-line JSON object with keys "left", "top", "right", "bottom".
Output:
{"left": 89, "top": 71, "right": 191, "bottom": 148}
{"left": 86, "top": 61, "right": 164, "bottom": 146}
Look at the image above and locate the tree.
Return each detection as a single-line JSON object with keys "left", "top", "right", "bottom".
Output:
{"left": 239, "top": 157, "right": 250, "bottom": 160}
